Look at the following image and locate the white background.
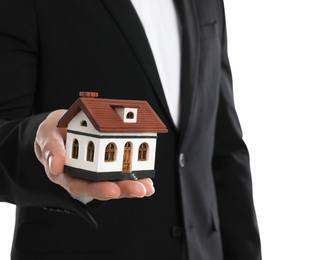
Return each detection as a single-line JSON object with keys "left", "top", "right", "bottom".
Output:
{"left": 225, "top": 0, "right": 327, "bottom": 259}
{"left": 1, "top": 0, "right": 327, "bottom": 259}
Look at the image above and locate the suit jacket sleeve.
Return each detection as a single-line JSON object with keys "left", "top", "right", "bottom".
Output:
{"left": 212, "top": 2, "right": 262, "bottom": 259}
{"left": 0, "top": 0, "right": 97, "bottom": 227}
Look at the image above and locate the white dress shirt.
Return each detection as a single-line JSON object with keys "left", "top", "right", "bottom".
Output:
{"left": 131, "top": 0, "right": 182, "bottom": 127}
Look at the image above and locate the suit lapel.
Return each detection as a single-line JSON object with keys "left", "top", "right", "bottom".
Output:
{"left": 101, "top": 0, "right": 200, "bottom": 136}
{"left": 101, "top": 0, "right": 175, "bottom": 129}
{"left": 174, "top": 0, "right": 200, "bottom": 139}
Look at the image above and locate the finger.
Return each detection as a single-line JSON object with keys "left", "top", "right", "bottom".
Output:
{"left": 58, "top": 174, "right": 121, "bottom": 200}
{"left": 116, "top": 180, "right": 147, "bottom": 198}
{"left": 137, "top": 178, "right": 155, "bottom": 197}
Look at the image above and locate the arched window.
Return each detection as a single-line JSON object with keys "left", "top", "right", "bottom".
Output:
{"left": 126, "top": 112, "right": 134, "bottom": 119}
{"left": 81, "top": 120, "right": 87, "bottom": 127}
{"left": 105, "top": 142, "right": 117, "bottom": 162}
{"left": 87, "top": 141, "right": 94, "bottom": 162}
{"left": 138, "top": 142, "right": 148, "bottom": 161}
{"left": 72, "top": 139, "right": 79, "bottom": 159}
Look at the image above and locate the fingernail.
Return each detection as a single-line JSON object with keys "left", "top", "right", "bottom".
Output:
{"left": 144, "top": 178, "right": 153, "bottom": 184}
{"left": 48, "top": 155, "right": 53, "bottom": 169}
{"left": 130, "top": 193, "right": 143, "bottom": 198}
{"left": 105, "top": 194, "right": 112, "bottom": 199}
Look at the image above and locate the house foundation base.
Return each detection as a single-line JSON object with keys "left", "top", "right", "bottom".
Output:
{"left": 63, "top": 165, "right": 155, "bottom": 181}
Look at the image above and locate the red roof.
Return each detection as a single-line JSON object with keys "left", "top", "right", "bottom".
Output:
{"left": 57, "top": 97, "right": 168, "bottom": 133}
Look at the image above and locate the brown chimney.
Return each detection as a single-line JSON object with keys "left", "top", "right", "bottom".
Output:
{"left": 79, "top": 92, "right": 99, "bottom": 98}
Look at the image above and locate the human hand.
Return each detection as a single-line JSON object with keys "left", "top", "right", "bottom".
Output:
{"left": 34, "top": 110, "right": 155, "bottom": 200}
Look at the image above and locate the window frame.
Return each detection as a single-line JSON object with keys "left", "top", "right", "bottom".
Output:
{"left": 72, "top": 139, "right": 79, "bottom": 159}
{"left": 126, "top": 112, "right": 134, "bottom": 119}
{"left": 87, "top": 141, "right": 95, "bottom": 162}
{"left": 138, "top": 142, "right": 148, "bottom": 161}
{"left": 104, "top": 142, "right": 117, "bottom": 162}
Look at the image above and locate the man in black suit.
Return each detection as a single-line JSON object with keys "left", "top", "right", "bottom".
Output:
{"left": 0, "top": 0, "right": 261, "bottom": 259}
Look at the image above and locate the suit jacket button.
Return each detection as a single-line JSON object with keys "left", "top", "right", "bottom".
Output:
{"left": 171, "top": 226, "right": 184, "bottom": 237}
{"left": 179, "top": 153, "right": 186, "bottom": 168}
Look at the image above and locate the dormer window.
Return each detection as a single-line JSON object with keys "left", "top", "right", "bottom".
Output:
{"left": 81, "top": 120, "right": 87, "bottom": 127}
{"left": 112, "top": 106, "right": 138, "bottom": 123}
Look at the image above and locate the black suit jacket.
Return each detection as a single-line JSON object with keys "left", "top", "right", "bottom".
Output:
{"left": 0, "top": 0, "right": 261, "bottom": 259}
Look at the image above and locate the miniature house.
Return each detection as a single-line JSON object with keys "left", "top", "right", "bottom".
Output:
{"left": 57, "top": 92, "right": 168, "bottom": 181}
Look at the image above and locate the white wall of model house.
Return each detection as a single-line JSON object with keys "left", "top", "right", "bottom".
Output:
{"left": 65, "top": 111, "right": 157, "bottom": 173}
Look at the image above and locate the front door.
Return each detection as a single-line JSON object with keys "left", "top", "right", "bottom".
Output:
{"left": 123, "top": 142, "right": 132, "bottom": 173}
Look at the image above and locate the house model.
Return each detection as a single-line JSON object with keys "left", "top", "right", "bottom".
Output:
{"left": 57, "top": 92, "right": 168, "bottom": 181}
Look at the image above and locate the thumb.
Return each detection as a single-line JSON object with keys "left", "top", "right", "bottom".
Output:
{"left": 42, "top": 136, "right": 66, "bottom": 176}
{"left": 35, "top": 109, "right": 67, "bottom": 176}
{"left": 48, "top": 152, "right": 66, "bottom": 176}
